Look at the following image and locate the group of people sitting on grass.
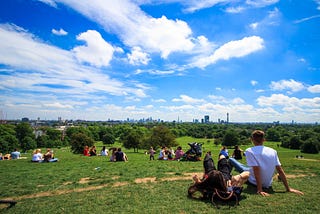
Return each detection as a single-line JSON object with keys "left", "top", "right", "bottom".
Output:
{"left": 188, "top": 130, "right": 304, "bottom": 200}
{"left": 83, "top": 145, "right": 128, "bottom": 162}
{"left": 0, "top": 148, "right": 21, "bottom": 160}
{"left": 31, "top": 148, "right": 58, "bottom": 162}
{"left": 156, "top": 146, "right": 185, "bottom": 161}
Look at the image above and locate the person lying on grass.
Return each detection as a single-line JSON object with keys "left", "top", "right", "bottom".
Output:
{"left": 188, "top": 152, "right": 249, "bottom": 199}
{"left": 229, "top": 130, "right": 304, "bottom": 197}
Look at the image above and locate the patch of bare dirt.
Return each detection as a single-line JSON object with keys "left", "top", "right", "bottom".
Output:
{"left": 112, "top": 176, "right": 120, "bottom": 180}
{"left": 79, "top": 177, "right": 91, "bottom": 184}
{"left": 135, "top": 177, "right": 157, "bottom": 183}
{"left": 296, "top": 158, "right": 320, "bottom": 162}
{"left": 112, "top": 181, "right": 129, "bottom": 187}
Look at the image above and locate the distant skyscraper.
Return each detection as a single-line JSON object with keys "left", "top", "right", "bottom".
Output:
{"left": 227, "top": 113, "right": 229, "bottom": 123}
{"left": 204, "top": 115, "right": 209, "bottom": 123}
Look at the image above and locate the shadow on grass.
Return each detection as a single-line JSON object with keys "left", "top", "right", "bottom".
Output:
{"left": 187, "top": 193, "right": 248, "bottom": 209}
{"left": 242, "top": 183, "right": 277, "bottom": 195}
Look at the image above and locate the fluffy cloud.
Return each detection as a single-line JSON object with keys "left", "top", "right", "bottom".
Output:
{"left": 269, "top": 79, "right": 305, "bottom": 93}
{"left": 257, "top": 94, "right": 320, "bottom": 109}
{"left": 0, "top": 24, "right": 148, "bottom": 100}
{"left": 51, "top": 28, "right": 68, "bottom": 36}
{"left": 308, "top": 84, "right": 320, "bottom": 93}
{"left": 72, "top": 30, "right": 117, "bottom": 67}
{"left": 52, "top": 0, "right": 194, "bottom": 58}
{"left": 192, "top": 36, "right": 264, "bottom": 68}
{"left": 127, "top": 46, "right": 150, "bottom": 65}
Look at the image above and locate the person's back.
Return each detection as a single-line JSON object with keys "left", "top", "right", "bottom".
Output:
{"left": 11, "top": 149, "right": 21, "bottom": 159}
{"left": 115, "top": 148, "right": 124, "bottom": 161}
{"left": 245, "top": 145, "right": 280, "bottom": 188}
{"left": 233, "top": 146, "right": 242, "bottom": 160}
{"left": 32, "top": 149, "right": 43, "bottom": 162}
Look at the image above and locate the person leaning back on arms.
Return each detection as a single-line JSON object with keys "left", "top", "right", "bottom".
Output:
{"left": 228, "top": 130, "right": 304, "bottom": 197}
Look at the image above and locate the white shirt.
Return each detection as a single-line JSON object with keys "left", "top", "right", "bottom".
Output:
{"left": 245, "top": 145, "right": 281, "bottom": 188}
{"left": 32, "top": 152, "right": 43, "bottom": 161}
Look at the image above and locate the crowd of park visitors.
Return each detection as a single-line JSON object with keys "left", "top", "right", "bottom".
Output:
{"left": 83, "top": 146, "right": 128, "bottom": 162}
{"left": 154, "top": 146, "right": 185, "bottom": 161}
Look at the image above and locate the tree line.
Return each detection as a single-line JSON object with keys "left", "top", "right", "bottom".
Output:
{"left": 0, "top": 122, "right": 319, "bottom": 154}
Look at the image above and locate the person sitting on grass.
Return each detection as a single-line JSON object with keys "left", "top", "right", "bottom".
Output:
{"left": 89, "top": 146, "right": 97, "bottom": 156}
{"left": 174, "top": 146, "right": 184, "bottom": 160}
{"left": 115, "top": 148, "right": 125, "bottom": 162}
{"left": 100, "top": 146, "right": 108, "bottom": 156}
{"left": 32, "top": 149, "right": 43, "bottom": 162}
{"left": 83, "top": 146, "right": 90, "bottom": 156}
{"left": 228, "top": 130, "right": 304, "bottom": 196}
{"left": 43, "top": 148, "right": 58, "bottom": 162}
{"left": 11, "top": 148, "right": 21, "bottom": 159}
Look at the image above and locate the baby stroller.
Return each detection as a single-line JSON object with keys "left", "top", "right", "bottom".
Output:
{"left": 181, "top": 142, "right": 202, "bottom": 161}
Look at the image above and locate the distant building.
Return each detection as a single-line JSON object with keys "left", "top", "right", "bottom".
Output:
{"left": 22, "top": 117, "right": 29, "bottom": 122}
{"left": 227, "top": 113, "right": 229, "bottom": 123}
{"left": 204, "top": 115, "right": 209, "bottom": 123}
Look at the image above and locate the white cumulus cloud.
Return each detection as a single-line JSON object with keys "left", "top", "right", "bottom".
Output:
{"left": 308, "top": 84, "right": 320, "bottom": 93}
{"left": 192, "top": 36, "right": 264, "bottom": 68}
{"left": 72, "top": 30, "right": 116, "bottom": 67}
{"left": 127, "top": 46, "right": 150, "bottom": 65}
{"left": 52, "top": 28, "right": 68, "bottom": 36}
{"left": 269, "top": 79, "right": 305, "bottom": 93}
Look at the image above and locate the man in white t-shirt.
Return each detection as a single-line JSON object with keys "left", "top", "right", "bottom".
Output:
{"left": 229, "top": 130, "right": 304, "bottom": 196}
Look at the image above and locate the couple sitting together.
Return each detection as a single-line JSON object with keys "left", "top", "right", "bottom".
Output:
{"left": 189, "top": 130, "right": 303, "bottom": 199}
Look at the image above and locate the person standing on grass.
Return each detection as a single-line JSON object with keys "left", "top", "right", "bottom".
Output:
{"left": 149, "top": 147, "right": 155, "bottom": 160}
{"left": 229, "top": 130, "right": 304, "bottom": 196}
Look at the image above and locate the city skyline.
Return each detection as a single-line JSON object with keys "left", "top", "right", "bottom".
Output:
{"left": 0, "top": 0, "right": 319, "bottom": 123}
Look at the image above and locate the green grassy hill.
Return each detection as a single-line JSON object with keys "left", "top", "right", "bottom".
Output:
{"left": 0, "top": 137, "right": 319, "bottom": 213}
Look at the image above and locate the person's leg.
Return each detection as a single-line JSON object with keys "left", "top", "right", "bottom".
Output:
{"left": 228, "top": 157, "right": 250, "bottom": 173}
{"left": 231, "top": 171, "right": 249, "bottom": 187}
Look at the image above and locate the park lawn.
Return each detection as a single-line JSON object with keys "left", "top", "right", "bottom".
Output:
{"left": 0, "top": 137, "right": 319, "bottom": 213}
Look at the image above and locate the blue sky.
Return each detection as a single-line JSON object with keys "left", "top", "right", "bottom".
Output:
{"left": 0, "top": 0, "right": 319, "bottom": 123}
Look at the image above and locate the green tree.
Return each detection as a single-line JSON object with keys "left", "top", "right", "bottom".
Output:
{"left": 0, "top": 135, "right": 19, "bottom": 154}
{"left": 289, "top": 135, "right": 302, "bottom": 150}
{"left": 122, "top": 128, "right": 143, "bottom": 152}
{"left": 222, "top": 130, "right": 239, "bottom": 147}
{"left": 20, "top": 136, "right": 37, "bottom": 152}
{"left": 15, "top": 122, "right": 34, "bottom": 148}
{"left": 100, "top": 127, "right": 115, "bottom": 145}
{"left": 266, "top": 128, "right": 281, "bottom": 142}
{"left": 70, "top": 133, "right": 95, "bottom": 154}
{"left": 145, "top": 125, "right": 177, "bottom": 149}
{"left": 36, "top": 135, "right": 49, "bottom": 148}
{"left": 301, "top": 138, "right": 319, "bottom": 154}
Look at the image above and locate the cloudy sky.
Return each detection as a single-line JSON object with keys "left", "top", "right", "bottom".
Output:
{"left": 0, "top": 0, "right": 319, "bottom": 123}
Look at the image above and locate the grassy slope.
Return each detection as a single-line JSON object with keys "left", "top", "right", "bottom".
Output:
{"left": 0, "top": 137, "right": 319, "bottom": 213}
